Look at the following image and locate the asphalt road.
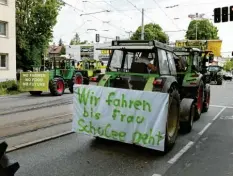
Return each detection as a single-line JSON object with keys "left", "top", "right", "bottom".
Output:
{"left": 164, "top": 107, "right": 233, "bottom": 176}
{"left": 6, "top": 81, "right": 233, "bottom": 176}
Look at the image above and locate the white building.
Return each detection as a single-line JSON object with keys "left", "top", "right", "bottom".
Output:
{"left": 66, "top": 42, "right": 111, "bottom": 62}
{"left": 0, "top": 0, "right": 16, "bottom": 82}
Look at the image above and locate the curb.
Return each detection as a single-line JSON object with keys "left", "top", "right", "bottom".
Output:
{"left": 6, "top": 131, "right": 74, "bottom": 153}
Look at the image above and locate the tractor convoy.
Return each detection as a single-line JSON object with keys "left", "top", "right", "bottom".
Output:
{"left": 17, "top": 39, "right": 215, "bottom": 154}
{"left": 93, "top": 40, "right": 213, "bottom": 151}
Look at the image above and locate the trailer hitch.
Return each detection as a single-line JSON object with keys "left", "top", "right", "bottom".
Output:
{"left": 0, "top": 142, "right": 20, "bottom": 176}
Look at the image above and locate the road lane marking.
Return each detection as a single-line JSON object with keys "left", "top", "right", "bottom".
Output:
{"left": 220, "top": 116, "right": 233, "bottom": 120}
{"left": 212, "top": 107, "right": 226, "bottom": 121}
{"left": 198, "top": 123, "right": 212, "bottom": 135}
{"left": 198, "top": 107, "right": 226, "bottom": 136}
{"left": 167, "top": 106, "right": 226, "bottom": 166}
{"left": 167, "top": 141, "right": 194, "bottom": 164}
{"left": 152, "top": 174, "right": 162, "bottom": 176}
{"left": 210, "top": 105, "right": 233, "bottom": 109}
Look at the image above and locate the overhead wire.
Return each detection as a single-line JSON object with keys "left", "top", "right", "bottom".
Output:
{"left": 101, "top": 0, "right": 133, "bottom": 20}
{"left": 124, "top": 0, "right": 156, "bottom": 23}
{"left": 61, "top": 0, "right": 127, "bottom": 36}
{"left": 151, "top": 0, "right": 182, "bottom": 30}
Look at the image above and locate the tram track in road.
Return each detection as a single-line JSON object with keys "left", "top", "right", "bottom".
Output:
{"left": 0, "top": 98, "right": 73, "bottom": 116}
{"left": 0, "top": 113, "right": 73, "bottom": 140}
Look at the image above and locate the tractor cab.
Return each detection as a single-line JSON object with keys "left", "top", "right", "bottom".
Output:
{"left": 96, "top": 40, "right": 176, "bottom": 91}
{"left": 45, "top": 56, "right": 76, "bottom": 80}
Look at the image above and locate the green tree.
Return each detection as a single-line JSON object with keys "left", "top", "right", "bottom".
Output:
{"left": 60, "top": 46, "right": 66, "bottom": 55}
{"left": 185, "top": 19, "right": 219, "bottom": 40}
{"left": 130, "top": 23, "right": 169, "bottom": 43}
{"left": 223, "top": 59, "right": 233, "bottom": 71}
{"left": 70, "top": 33, "right": 81, "bottom": 45}
{"left": 16, "top": 0, "right": 63, "bottom": 70}
{"left": 58, "top": 38, "right": 63, "bottom": 46}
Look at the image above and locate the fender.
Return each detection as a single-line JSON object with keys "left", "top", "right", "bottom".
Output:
{"left": 161, "top": 76, "right": 179, "bottom": 93}
{"left": 98, "top": 74, "right": 111, "bottom": 86}
{"left": 182, "top": 72, "right": 203, "bottom": 87}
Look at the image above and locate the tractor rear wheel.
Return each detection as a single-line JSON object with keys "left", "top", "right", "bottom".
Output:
{"left": 179, "top": 98, "right": 196, "bottom": 134}
{"left": 29, "top": 91, "right": 42, "bottom": 96}
{"left": 202, "top": 84, "right": 210, "bottom": 113}
{"left": 69, "top": 72, "right": 83, "bottom": 93}
{"left": 165, "top": 85, "right": 180, "bottom": 153}
{"left": 194, "top": 80, "right": 204, "bottom": 121}
{"left": 217, "top": 76, "right": 222, "bottom": 85}
{"left": 49, "top": 77, "right": 65, "bottom": 96}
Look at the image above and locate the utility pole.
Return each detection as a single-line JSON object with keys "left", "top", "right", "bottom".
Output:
{"left": 195, "top": 13, "right": 198, "bottom": 40}
{"left": 188, "top": 13, "right": 205, "bottom": 40}
{"left": 126, "top": 31, "right": 132, "bottom": 39}
{"left": 141, "top": 8, "right": 144, "bottom": 40}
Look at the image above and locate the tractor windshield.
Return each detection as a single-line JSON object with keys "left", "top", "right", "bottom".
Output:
{"left": 108, "top": 49, "right": 157, "bottom": 73}
{"left": 208, "top": 66, "right": 221, "bottom": 72}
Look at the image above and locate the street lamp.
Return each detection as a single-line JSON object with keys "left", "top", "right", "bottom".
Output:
{"left": 188, "top": 13, "right": 206, "bottom": 40}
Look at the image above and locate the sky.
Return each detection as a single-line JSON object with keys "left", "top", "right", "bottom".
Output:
{"left": 52, "top": 0, "right": 233, "bottom": 57}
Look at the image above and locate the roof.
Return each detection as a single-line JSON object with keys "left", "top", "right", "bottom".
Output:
{"left": 49, "top": 45, "right": 63, "bottom": 54}
{"left": 96, "top": 46, "right": 154, "bottom": 50}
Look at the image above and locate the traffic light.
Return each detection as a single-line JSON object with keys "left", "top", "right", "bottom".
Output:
{"left": 230, "top": 6, "right": 233, "bottom": 21}
{"left": 214, "top": 8, "right": 221, "bottom": 23}
{"left": 222, "top": 6, "right": 228, "bottom": 22}
{"left": 96, "top": 34, "right": 100, "bottom": 42}
{"left": 232, "top": 51, "right": 233, "bottom": 56}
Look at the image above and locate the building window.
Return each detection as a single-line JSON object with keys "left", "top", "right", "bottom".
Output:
{"left": 0, "top": 0, "right": 7, "bottom": 5}
{"left": 0, "top": 21, "right": 7, "bottom": 36}
{"left": 0, "top": 54, "right": 7, "bottom": 69}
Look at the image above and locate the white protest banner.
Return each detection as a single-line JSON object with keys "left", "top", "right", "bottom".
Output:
{"left": 72, "top": 85, "right": 169, "bottom": 151}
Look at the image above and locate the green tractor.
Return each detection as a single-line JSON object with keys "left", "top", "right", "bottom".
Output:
{"left": 95, "top": 40, "right": 204, "bottom": 152}
{"left": 77, "top": 58, "right": 106, "bottom": 82}
{"left": 173, "top": 47, "right": 213, "bottom": 127}
{"left": 19, "top": 56, "right": 89, "bottom": 96}
{"left": 205, "top": 65, "right": 223, "bottom": 85}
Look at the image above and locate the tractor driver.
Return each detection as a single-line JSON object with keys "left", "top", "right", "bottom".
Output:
{"left": 135, "top": 51, "right": 157, "bottom": 72}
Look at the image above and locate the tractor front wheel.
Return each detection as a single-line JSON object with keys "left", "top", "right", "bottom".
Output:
{"left": 202, "top": 84, "right": 210, "bottom": 113}
{"left": 69, "top": 73, "right": 83, "bottom": 93}
{"left": 50, "top": 77, "right": 65, "bottom": 96}
{"left": 217, "top": 76, "right": 223, "bottom": 85}
{"left": 194, "top": 80, "right": 204, "bottom": 121}
{"left": 165, "top": 85, "right": 180, "bottom": 153}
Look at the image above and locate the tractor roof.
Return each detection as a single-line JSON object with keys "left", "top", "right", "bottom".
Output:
{"left": 173, "top": 47, "right": 202, "bottom": 56}
{"left": 96, "top": 40, "right": 173, "bottom": 52}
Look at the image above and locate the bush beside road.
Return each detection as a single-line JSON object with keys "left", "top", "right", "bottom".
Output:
{"left": 0, "top": 80, "right": 22, "bottom": 95}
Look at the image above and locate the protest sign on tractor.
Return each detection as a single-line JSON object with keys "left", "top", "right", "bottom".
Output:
{"left": 72, "top": 85, "right": 168, "bottom": 151}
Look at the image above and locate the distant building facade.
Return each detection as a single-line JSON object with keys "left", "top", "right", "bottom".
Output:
{"left": 0, "top": 0, "right": 16, "bottom": 82}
